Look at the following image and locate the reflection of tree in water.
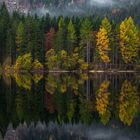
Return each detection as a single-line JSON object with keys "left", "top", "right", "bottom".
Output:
{"left": 44, "top": 92, "right": 55, "bottom": 114}
{"left": 8, "top": 72, "right": 45, "bottom": 123}
{"left": 119, "top": 80, "right": 140, "bottom": 126}
{"left": 15, "top": 83, "right": 45, "bottom": 123}
{"left": 16, "top": 92, "right": 26, "bottom": 121}
{"left": 45, "top": 73, "right": 85, "bottom": 95}
{"left": 13, "top": 73, "right": 32, "bottom": 90}
{"left": 2, "top": 73, "right": 11, "bottom": 86}
{"left": 45, "top": 74, "right": 58, "bottom": 94}
{"left": 96, "top": 80, "right": 111, "bottom": 125}
{"left": 32, "top": 73, "right": 43, "bottom": 84}
{"left": 13, "top": 73, "right": 43, "bottom": 90}
{"left": 79, "top": 98, "right": 94, "bottom": 124}
{"left": 1, "top": 73, "right": 140, "bottom": 134}
{"left": 45, "top": 73, "right": 87, "bottom": 123}
{"left": 67, "top": 100, "right": 76, "bottom": 122}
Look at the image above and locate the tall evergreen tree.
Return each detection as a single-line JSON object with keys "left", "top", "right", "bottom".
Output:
{"left": 0, "top": 3, "right": 10, "bottom": 64}
{"left": 55, "top": 17, "right": 67, "bottom": 52}
{"left": 66, "top": 20, "right": 76, "bottom": 52}
{"left": 11, "top": 11, "right": 21, "bottom": 64}
{"left": 25, "top": 16, "right": 36, "bottom": 62}
{"left": 80, "top": 18, "right": 93, "bottom": 65}
{"left": 33, "top": 20, "right": 44, "bottom": 62}
{"left": 16, "top": 22, "right": 26, "bottom": 56}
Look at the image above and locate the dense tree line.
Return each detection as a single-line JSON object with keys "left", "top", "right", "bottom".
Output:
{"left": 0, "top": 3, "right": 140, "bottom": 71}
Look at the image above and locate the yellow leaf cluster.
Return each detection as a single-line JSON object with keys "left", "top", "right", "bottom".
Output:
{"left": 96, "top": 81, "right": 110, "bottom": 115}
{"left": 96, "top": 27, "right": 111, "bottom": 63}
{"left": 119, "top": 80, "right": 140, "bottom": 125}
{"left": 120, "top": 17, "right": 140, "bottom": 63}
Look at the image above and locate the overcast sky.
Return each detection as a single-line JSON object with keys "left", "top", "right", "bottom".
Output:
{"left": 90, "top": 0, "right": 115, "bottom": 5}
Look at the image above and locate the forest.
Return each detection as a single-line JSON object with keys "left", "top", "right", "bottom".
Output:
{"left": 0, "top": 3, "right": 140, "bottom": 72}
{"left": 1, "top": 2, "right": 140, "bottom": 139}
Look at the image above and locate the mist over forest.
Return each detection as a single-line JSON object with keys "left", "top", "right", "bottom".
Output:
{"left": 1, "top": 0, "right": 140, "bottom": 22}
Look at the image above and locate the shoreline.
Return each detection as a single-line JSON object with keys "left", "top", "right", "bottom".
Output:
{"left": 0, "top": 69, "right": 140, "bottom": 74}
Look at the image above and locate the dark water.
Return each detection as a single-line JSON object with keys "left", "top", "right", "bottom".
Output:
{"left": 0, "top": 72, "right": 140, "bottom": 140}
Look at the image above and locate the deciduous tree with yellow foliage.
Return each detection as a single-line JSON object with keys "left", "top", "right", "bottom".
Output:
{"left": 119, "top": 80, "right": 140, "bottom": 126}
{"left": 119, "top": 17, "right": 140, "bottom": 64}
{"left": 96, "top": 80, "right": 111, "bottom": 125}
{"left": 96, "top": 27, "right": 111, "bottom": 63}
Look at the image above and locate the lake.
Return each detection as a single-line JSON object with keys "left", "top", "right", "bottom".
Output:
{"left": 0, "top": 72, "right": 140, "bottom": 140}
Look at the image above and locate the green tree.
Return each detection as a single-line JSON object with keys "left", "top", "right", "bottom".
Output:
{"left": 80, "top": 18, "right": 93, "bottom": 65}
{"left": 16, "top": 22, "right": 26, "bottom": 56}
{"left": 32, "top": 20, "right": 44, "bottom": 63}
{"left": 16, "top": 91, "right": 26, "bottom": 120}
{"left": 79, "top": 98, "right": 93, "bottom": 124}
{"left": 67, "top": 100, "right": 76, "bottom": 122}
{"left": 67, "top": 20, "right": 77, "bottom": 52}
{"left": 55, "top": 17, "right": 67, "bottom": 52}
{"left": 10, "top": 11, "right": 21, "bottom": 64}
{"left": 101, "top": 17, "right": 112, "bottom": 37}
{"left": 0, "top": 3, "right": 10, "bottom": 64}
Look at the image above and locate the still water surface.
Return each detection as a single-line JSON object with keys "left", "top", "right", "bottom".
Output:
{"left": 0, "top": 73, "right": 140, "bottom": 140}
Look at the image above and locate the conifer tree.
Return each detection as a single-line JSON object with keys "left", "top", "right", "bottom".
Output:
{"left": 33, "top": 20, "right": 44, "bottom": 62}
{"left": 0, "top": 3, "right": 10, "bottom": 64}
{"left": 55, "top": 17, "right": 67, "bottom": 52}
{"left": 16, "top": 22, "right": 26, "bottom": 56}
{"left": 80, "top": 18, "right": 93, "bottom": 65}
{"left": 67, "top": 20, "right": 77, "bottom": 52}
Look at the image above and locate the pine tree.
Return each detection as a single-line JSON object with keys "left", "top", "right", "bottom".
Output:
{"left": 5, "top": 29, "right": 13, "bottom": 66}
{"left": 11, "top": 11, "right": 21, "bottom": 64}
{"left": 80, "top": 18, "right": 93, "bottom": 65}
{"left": 67, "top": 20, "right": 77, "bottom": 52}
{"left": 33, "top": 20, "right": 44, "bottom": 62}
{"left": 120, "top": 17, "right": 140, "bottom": 64}
{"left": 0, "top": 3, "right": 10, "bottom": 64}
{"left": 25, "top": 17, "right": 35, "bottom": 61}
{"left": 55, "top": 17, "right": 67, "bottom": 52}
{"left": 16, "top": 22, "right": 26, "bottom": 56}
